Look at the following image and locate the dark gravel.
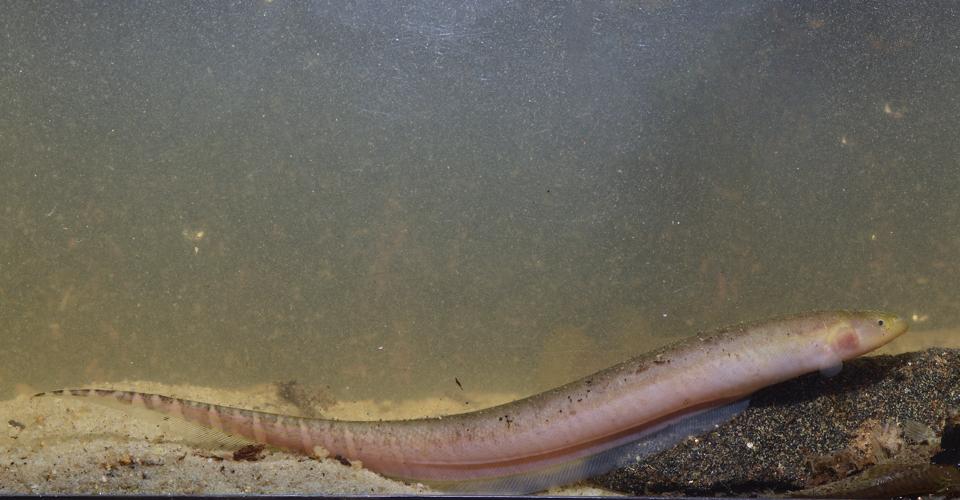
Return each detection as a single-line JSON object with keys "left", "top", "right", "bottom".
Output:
{"left": 596, "top": 348, "right": 960, "bottom": 496}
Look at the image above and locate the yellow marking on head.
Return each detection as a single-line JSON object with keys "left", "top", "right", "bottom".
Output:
{"left": 828, "top": 311, "right": 909, "bottom": 356}
{"left": 876, "top": 313, "right": 908, "bottom": 338}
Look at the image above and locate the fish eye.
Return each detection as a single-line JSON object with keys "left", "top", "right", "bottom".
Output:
{"left": 877, "top": 319, "right": 885, "bottom": 327}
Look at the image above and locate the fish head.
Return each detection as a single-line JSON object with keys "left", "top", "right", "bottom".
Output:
{"left": 825, "top": 310, "right": 908, "bottom": 361}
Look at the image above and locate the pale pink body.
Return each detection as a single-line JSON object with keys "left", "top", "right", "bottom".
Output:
{"left": 46, "top": 310, "right": 906, "bottom": 490}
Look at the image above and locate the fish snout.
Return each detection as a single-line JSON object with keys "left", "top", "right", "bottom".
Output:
{"left": 849, "top": 311, "right": 909, "bottom": 355}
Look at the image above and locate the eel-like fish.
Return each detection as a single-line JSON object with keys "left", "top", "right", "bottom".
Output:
{"left": 36, "top": 310, "right": 907, "bottom": 493}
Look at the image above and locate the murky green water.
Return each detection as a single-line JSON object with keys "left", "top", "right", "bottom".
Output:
{"left": 1, "top": 1, "right": 957, "bottom": 405}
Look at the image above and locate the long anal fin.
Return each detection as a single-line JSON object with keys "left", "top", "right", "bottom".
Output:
{"left": 425, "top": 398, "right": 750, "bottom": 493}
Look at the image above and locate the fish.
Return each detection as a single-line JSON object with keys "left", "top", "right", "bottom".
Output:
{"left": 36, "top": 310, "right": 907, "bottom": 493}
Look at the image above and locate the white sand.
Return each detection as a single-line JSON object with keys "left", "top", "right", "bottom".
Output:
{"left": 4, "top": 326, "right": 953, "bottom": 495}
{"left": 0, "top": 380, "right": 617, "bottom": 495}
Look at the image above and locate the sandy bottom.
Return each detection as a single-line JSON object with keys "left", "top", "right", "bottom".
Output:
{"left": 1, "top": 327, "right": 954, "bottom": 495}
{"left": 0, "top": 380, "right": 618, "bottom": 495}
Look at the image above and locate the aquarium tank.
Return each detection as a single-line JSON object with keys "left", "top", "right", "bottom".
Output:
{"left": 1, "top": 1, "right": 958, "bottom": 496}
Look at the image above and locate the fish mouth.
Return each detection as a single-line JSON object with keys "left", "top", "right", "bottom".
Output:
{"left": 880, "top": 313, "right": 909, "bottom": 339}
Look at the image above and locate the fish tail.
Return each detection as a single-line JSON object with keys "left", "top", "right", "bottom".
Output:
{"left": 36, "top": 388, "right": 321, "bottom": 455}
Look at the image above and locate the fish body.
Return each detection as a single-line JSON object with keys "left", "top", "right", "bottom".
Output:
{"left": 39, "top": 310, "right": 907, "bottom": 492}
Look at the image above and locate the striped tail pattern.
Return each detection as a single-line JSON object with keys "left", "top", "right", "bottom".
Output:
{"left": 36, "top": 388, "right": 332, "bottom": 457}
